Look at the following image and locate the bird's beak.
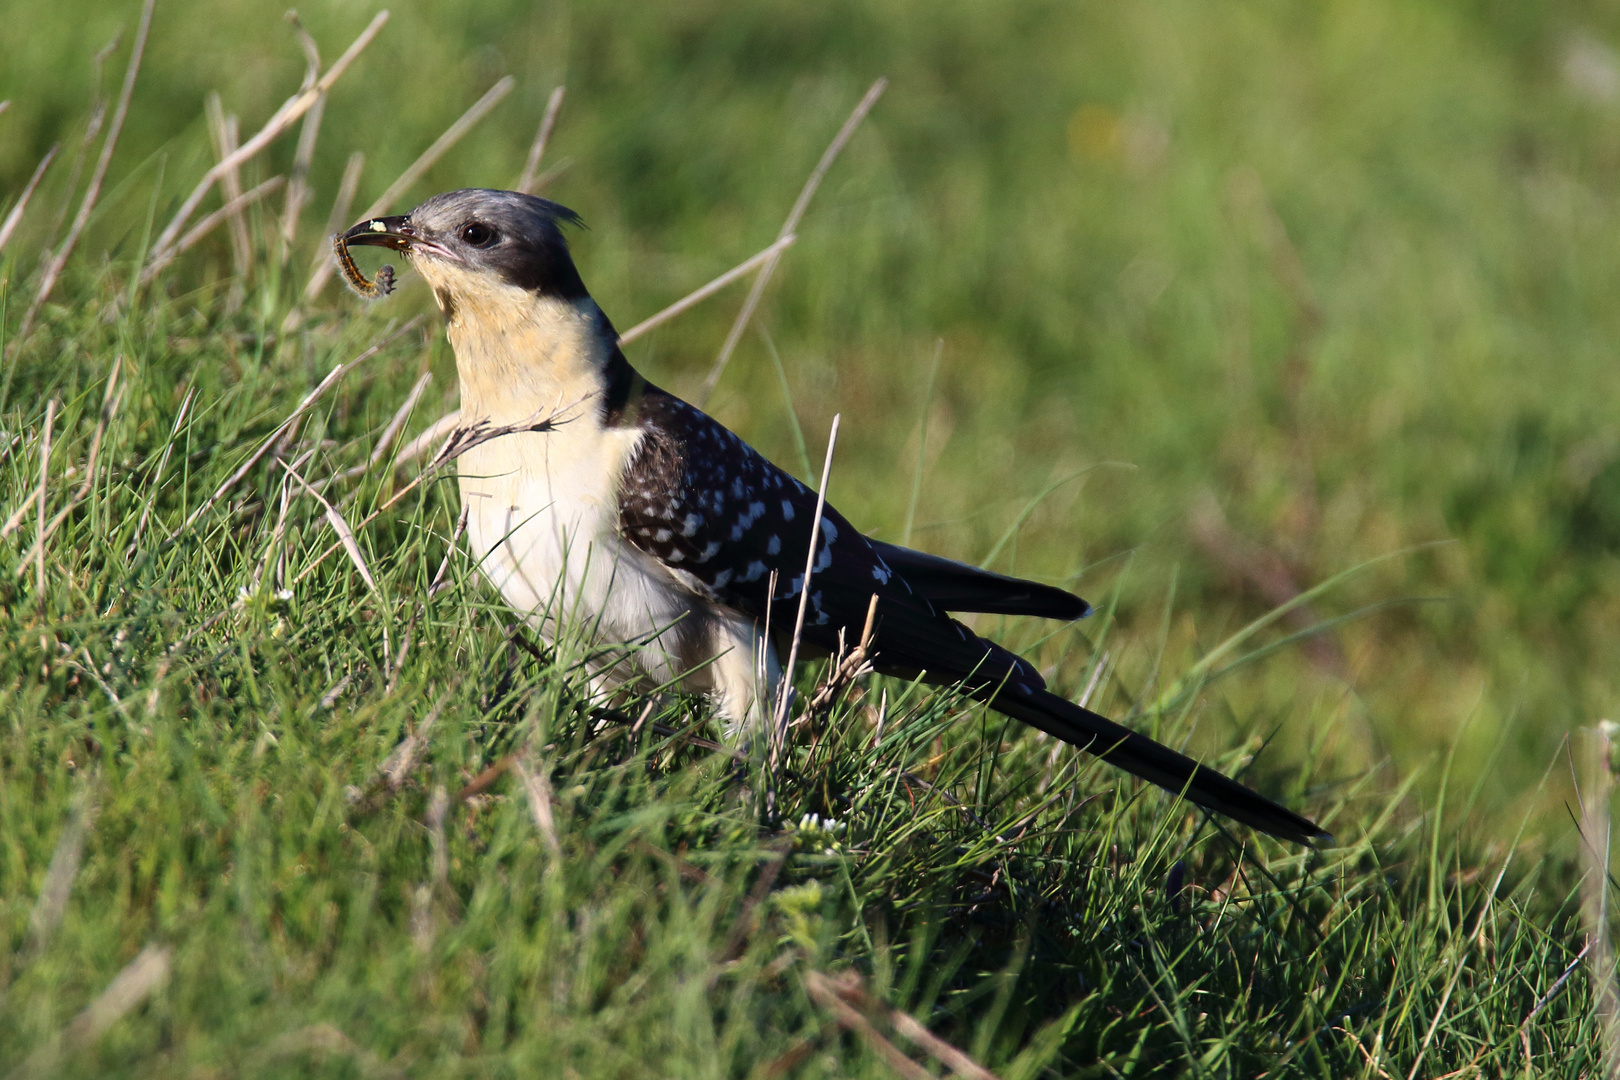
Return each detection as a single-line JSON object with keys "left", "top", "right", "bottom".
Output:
{"left": 341, "top": 215, "right": 456, "bottom": 261}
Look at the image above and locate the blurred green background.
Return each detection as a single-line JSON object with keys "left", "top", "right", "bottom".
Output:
{"left": 5, "top": 0, "right": 1619, "bottom": 833}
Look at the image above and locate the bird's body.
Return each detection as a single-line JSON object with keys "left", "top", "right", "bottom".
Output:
{"left": 342, "top": 189, "right": 1329, "bottom": 845}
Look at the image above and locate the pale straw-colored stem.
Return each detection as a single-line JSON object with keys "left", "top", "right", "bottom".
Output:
{"left": 516, "top": 85, "right": 566, "bottom": 194}
{"left": 0, "top": 143, "right": 59, "bottom": 255}
{"left": 697, "top": 78, "right": 886, "bottom": 405}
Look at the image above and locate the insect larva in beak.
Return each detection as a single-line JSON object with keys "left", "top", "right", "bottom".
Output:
{"left": 333, "top": 233, "right": 396, "bottom": 299}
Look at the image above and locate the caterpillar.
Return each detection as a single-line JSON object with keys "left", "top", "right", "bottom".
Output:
{"left": 333, "top": 233, "right": 396, "bottom": 299}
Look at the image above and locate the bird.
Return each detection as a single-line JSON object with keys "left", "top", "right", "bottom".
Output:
{"left": 339, "top": 188, "right": 1328, "bottom": 846}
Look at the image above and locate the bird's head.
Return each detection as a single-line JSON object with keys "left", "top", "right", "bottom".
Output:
{"left": 341, "top": 188, "right": 588, "bottom": 325}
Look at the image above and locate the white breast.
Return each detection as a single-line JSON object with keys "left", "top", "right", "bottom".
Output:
{"left": 458, "top": 420, "right": 701, "bottom": 687}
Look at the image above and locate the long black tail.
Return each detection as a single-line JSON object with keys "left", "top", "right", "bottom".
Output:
{"left": 987, "top": 685, "right": 1330, "bottom": 845}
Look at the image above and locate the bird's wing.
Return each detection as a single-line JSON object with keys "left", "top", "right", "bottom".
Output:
{"left": 615, "top": 387, "right": 1043, "bottom": 692}
{"left": 863, "top": 540, "right": 1090, "bottom": 620}
{"left": 613, "top": 386, "right": 1330, "bottom": 845}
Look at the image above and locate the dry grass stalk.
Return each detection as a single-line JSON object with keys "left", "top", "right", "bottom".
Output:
{"left": 0, "top": 143, "right": 60, "bottom": 255}
{"left": 372, "top": 372, "right": 434, "bottom": 465}
{"left": 256, "top": 1024, "right": 402, "bottom": 1079}
{"left": 806, "top": 970, "right": 1002, "bottom": 1080}
{"left": 514, "top": 755, "right": 562, "bottom": 859}
{"left": 24, "top": 780, "right": 97, "bottom": 959}
{"left": 1188, "top": 489, "right": 1348, "bottom": 678}
{"left": 6, "top": 943, "right": 172, "bottom": 1080}
{"left": 392, "top": 410, "right": 463, "bottom": 470}
{"left": 804, "top": 592, "right": 878, "bottom": 719}
{"left": 0, "top": 490, "right": 40, "bottom": 540}
{"left": 169, "top": 316, "right": 421, "bottom": 540}
{"left": 14, "top": 0, "right": 154, "bottom": 348}
{"left": 279, "top": 459, "right": 379, "bottom": 595}
{"left": 127, "top": 386, "right": 194, "bottom": 554}
{"left": 277, "top": 11, "right": 326, "bottom": 261}
{"left": 618, "top": 233, "right": 798, "bottom": 345}
{"left": 1578, "top": 722, "right": 1620, "bottom": 1075}
{"left": 1516, "top": 938, "right": 1593, "bottom": 1070}
{"left": 697, "top": 77, "right": 887, "bottom": 405}
{"left": 304, "top": 76, "right": 515, "bottom": 299}
{"left": 325, "top": 151, "right": 366, "bottom": 239}
{"left": 39, "top": 33, "right": 118, "bottom": 260}
{"left": 16, "top": 356, "right": 125, "bottom": 575}
{"left": 802, "top": 972, "right": 933, "bottom": 1080}
{"left": 145, "top": 10, "right": 389, "bottom": 278}
{"left": 174, "top": 175, "right": 285, "bottom": 256}
{"left": 769, "top": 413, "right": 840, "bottom": 804}
{"left": 426, "top": 783, "right": 450, "bottom": 891}
{"left": 427, "top": 504, "right": 469, "bottom": 599}
{"left": 369, "top": 690, "right": 449, "bottom": 796}
{"left": 35, "top": 399, "right": 56, "bottom": 598}
{"left": 204, "top": 94, "right": 252, "bottom": 277}
{"left": 516, "top": 85, "right": 566, "bottom": 194}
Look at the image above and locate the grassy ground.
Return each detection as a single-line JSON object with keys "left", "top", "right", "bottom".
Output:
{"left": 0, "top": 0, "right": 1617, "bottom": 1074}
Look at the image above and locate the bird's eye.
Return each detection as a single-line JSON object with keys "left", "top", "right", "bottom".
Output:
{"left": 459, "top": 222, "right": 497, "bottom": 247}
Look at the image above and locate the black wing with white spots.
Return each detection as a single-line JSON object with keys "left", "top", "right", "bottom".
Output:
{"left": 613, "top": 385, "right": 1328, "bottom": 845}
{"left": 615, "top": 387, "right": 1044, "bottom": 693}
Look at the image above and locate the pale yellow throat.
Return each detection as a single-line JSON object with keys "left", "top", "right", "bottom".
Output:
{"left": 410, "top": 255, "right": 611, "bottom": 427}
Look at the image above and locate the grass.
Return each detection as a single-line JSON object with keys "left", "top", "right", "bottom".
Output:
{"left": 0, "top": 0, "right": 1618, "bottom": 1073}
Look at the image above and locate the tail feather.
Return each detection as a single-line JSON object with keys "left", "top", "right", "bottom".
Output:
{"left": 868, "top": 540, "right": 1091, "bottom": 620}
{"left": 987, "top": 686, "right": 1330, "bottom": 846}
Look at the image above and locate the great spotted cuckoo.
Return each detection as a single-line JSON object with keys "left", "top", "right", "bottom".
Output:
{"left": 341, "top": 188, "right": 1327, "bottom": 845}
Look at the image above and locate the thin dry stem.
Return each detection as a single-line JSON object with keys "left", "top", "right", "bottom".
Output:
{"left": 514, "top": 755, "right": 562, "bottom": 859}
{"left": 375, "top": 689, "right": 450, "bottom": 793}
{"left": 427, "top": 503, "right": 469, "bottom": 598}
{"left": 145, "top": 10, "right": 389, "bottom": 277}
{"left": 25, "top": 780, "right": 97, "bottom": 959}
{"left": 205, "top": 94, "right": 252, "bottom": 276}
{"left": 803, "top": 972, "right": 934, "bottom": 1080}
{"left": 827, "top": 972, "right": 1001, "bottom": 1080}
{"left": 769, "top": 413, "right": 841, "bottom": 811}
{"left": 7, "top": 944, "right": 172, "bottom": 1080}
{"left": 277, "top": 12, "right": 325, "bottom": 258}
{"left": 392, "top": 410, "right": 462, "bottom": 470}
{"left": 426, "top": 783, "right": 449, "bottom": 889}
{"left": 305, "top": 75, "right": 515, "bottom": 299}
{"left": 0, "top": 143, "right": 60, "bottom": 255}
{"left": 325, "top": 151, "right": 365, "bottom": 239}
{"left": 173, "top": 175, "right": 285, "bottom": 257}
{"left": 279, "top": 459, "right": 379, "bottom": 595}
{"left": 618, "top": 233, "right": 797, "bottom": 345}
{"left": 697, "top": 78, "right": 887, "bottom": 405}
{"left": 371, "top": 372, "right": 434, "bottom": 465}
{"left": 1578, "top": 723, "right": 1620, "bottom": 1075}
{"left": 14, "top": 0, "right": 154, "bottom": 348}
{"left": 516, "top": 85, "right": 566, "bottom": 194}
{"left": 35, "top": 399, "right": 56, "bottom": 598}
